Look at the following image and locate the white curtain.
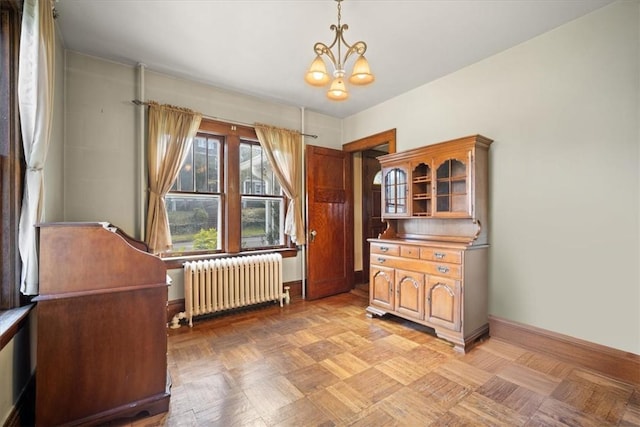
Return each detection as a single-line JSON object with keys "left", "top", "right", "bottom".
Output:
{"left": 254, "top": 124, "right": 305, "bottom": 245}
{"left": 18, "top": 0, "right": 55, "bottom": 295}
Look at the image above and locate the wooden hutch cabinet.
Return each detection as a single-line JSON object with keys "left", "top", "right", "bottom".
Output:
{"left": 35, "top": 223, "right": 170, "bottom": 426}
{"left": 368, "top": 135, "right": 492, "bottom": 353}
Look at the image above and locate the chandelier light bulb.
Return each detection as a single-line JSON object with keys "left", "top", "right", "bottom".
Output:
{"left": 348, "top": 55, "right": 374, "bottom": 85}
{"left": 304, "top": 55, "right": 330, "bottom": 86}
{"left": 327, "top": 77, "right": 348, "bottom": 101}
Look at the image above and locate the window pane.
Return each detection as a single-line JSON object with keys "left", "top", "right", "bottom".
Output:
{"left": 207, "top": 137, "right": 220, "bottom": 192}
{"left": 166, "top": 194, "right": 221, "bottom": 252}
{"left": 195, "top": 137, "right": 207, "bottom": 192}
{"left": 241, "top": 197, "right": 284, "bottom": 248}
{"left": 176, "top": 145, "right": 194, "bottom": 191}
{"left": 240, "top": 141, "right": 282, "bottom": 196}
{"left": 240, "top": 142, "right": 256, "bottom": 195}
{"left": 263, "top": 163, "right": 282, "bottom": 196}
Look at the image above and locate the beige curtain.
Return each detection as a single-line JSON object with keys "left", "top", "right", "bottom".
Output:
{"left": 146, "top": 102, "right": 202, "bottom": 253}
{"left": 254, "top": 124, "right": 305, "bottom": 245}
{"left": 18, "top": 0, "right": 55, "bottom": 295}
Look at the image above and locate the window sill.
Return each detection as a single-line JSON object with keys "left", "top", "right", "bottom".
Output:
{"left": 0, "top": 304, "right": 33, "bottom": 352}
{"left": 161, "top": 247, "right": 299, "bottom": 270}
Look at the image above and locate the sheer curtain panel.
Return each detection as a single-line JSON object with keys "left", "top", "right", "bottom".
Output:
{"left": 17, "top": 0, "right": 55, "bottom": 295}
{"left": 255, "top": 124, "right": 305, "bottom": 245}
{"left": 146, "top": 102, "right": 202, "bottom": 253}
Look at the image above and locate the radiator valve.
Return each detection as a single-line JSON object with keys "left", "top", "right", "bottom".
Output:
{"left": 283, "top": 286, "right": 291, "bottom": 305}
{"left": 169, "top": 311, "right": 187, "bottom": 329}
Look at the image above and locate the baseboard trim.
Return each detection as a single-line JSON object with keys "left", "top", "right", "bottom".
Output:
{"left": 285, "top": 280, "right": 302, "bottom": 297}
{"left": 489, "top": 315, "right": 640, "bottom": 386}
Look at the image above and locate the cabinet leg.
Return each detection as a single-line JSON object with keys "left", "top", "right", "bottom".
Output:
{"left": 365, "top": 305, "right": 387, "bottom": 318}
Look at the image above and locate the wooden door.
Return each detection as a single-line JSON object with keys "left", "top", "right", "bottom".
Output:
{"left": 362, "top": 150, "right": 385, "bottom": 282}
{"left": 306, "top": 145, "right": 353, "bottom": 300}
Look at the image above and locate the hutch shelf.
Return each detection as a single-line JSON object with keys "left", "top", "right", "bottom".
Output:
{"left": 367, "top": 134, "right": 492, "bottom": 353}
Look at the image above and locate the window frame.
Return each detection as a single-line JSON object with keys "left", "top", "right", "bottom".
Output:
{"left": 0, "top": 0, "right": 24, "bottom": 309}
{"left": 162, "top": 118, "right": 295, "bottom": 261}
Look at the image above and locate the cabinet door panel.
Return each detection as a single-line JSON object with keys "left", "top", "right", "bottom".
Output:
{"left": 370, "top": 264, "right": 394, "bottom": 311}
{"left": 433, "top": 149, "right": 472, "bottom": 218}
{"left": 382, "top": 167, "right": 409, "bottom": 217}
{"left": 426, "top": 276, "right": 461, "bottom": 331}
{"left": 395, "top": 269, "right": 424, "bottom": 320}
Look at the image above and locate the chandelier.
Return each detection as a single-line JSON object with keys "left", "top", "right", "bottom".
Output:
{"left": 304, "top": 0, "right": 374, "bottom": 101}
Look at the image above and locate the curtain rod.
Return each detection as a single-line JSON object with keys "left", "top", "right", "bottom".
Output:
{"left": 131, "top": 99, "right": 318, "bottom": 139}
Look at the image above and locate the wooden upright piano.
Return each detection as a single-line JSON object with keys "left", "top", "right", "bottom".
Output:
{"left": 35, "top": 222, "right": 170, "bottom": 426}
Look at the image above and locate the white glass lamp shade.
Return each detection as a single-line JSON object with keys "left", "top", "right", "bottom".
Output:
{"left": 348, "top": 55, "right": 374, "bottom": 85}
{"left": 327, "top": 77, "right": 348, "bottom": 101}
{"left": 305, "top": 56, "right": 330, "bottom": 86}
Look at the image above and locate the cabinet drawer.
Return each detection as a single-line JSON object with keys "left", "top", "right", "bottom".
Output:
{"left": 371, "top": 243, "right": 400, "bottom": 256}
{"left": 370, "top": 255, "right": 394, "bottom": 268}
{"left": 400, "top": 245, "right": 420, "bottom": 259}
{"left": 424, "top": 261, "right": 461, "bottom": 279}
{"left": 420, "top": 248, "right": 462, "bottom": 264}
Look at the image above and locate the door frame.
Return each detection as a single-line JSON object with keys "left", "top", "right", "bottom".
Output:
{"left": 361, "top": 149, "right": 386, "bottom": 282}
{"left": 342, "top": 129, "right": 397, "bottom": 284}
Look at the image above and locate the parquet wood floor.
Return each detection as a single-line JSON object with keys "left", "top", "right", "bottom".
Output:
{"left": 120, "top": 291, "right": 639, "bottom": 426}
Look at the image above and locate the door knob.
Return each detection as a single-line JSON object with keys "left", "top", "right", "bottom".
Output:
{"left": 310, "top": 229, "right": 317, "bottom": 242}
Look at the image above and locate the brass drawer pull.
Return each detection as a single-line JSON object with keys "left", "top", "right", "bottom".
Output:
{"left": 380, "top": 246, "right": 389, "bottom": 252}
{"left": 434, "top": 252, "right": 446, "bottom": 259}
{"left": 377, "top": 257, "right": 386, "bottom": 263}
{"left": 437, "top": 265, "right": 449, "bottom": 274}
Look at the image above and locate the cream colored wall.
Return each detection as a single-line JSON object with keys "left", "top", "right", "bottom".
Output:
{"left": 0, "top": 311, "right": 36, "bottom": 426}
{"left": 0, "top": 340, "right": 12, "bottom": 424}
{"left": 63, "top": 52, "right": 342, "bottom": 301}
{"left": 64, "top": 53, "right": 138, "bottom": 233}
{"left": 344, "top": 1, "right": 639, "bottom": 354}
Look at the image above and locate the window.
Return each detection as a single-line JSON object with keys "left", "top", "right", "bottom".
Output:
{"left": 166, "top": 134, "right": 222, "bottom": 252}
{"left": 239, "top": 141, "right": 284, "bottom": 249}
{"left": 165, "top": 119, "right": 287, "bottom": 255}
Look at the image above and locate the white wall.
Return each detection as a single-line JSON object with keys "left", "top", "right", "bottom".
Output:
{"left": 344, "top": 1, "right": 639, "bottom": 354}
{"left": 63, "top": 52, "right": 342, "bottom": 300}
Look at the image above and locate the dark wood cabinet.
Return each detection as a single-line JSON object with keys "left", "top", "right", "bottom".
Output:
{"left": 35, "top": 222, "right": 170, "bottom": 426}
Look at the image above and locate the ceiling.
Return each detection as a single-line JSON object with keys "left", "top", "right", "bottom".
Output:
{"left": 54, "top": 0, "right": 614, "bottom": 119}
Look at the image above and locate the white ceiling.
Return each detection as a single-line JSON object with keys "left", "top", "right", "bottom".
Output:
{"left": 54, "top": 0, "right": 614, "bottom": 119}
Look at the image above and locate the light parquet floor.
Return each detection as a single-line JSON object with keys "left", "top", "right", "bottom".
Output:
{"left": 123, "top": 291, "right": 639, "bottom": 427}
